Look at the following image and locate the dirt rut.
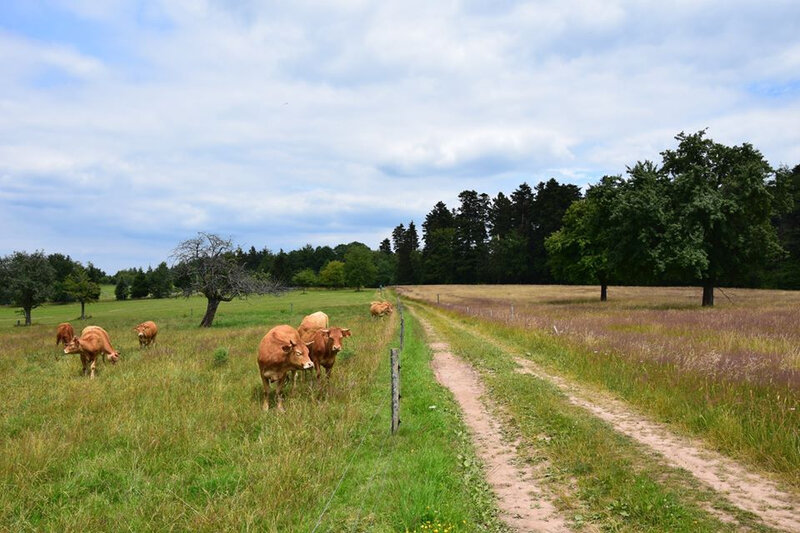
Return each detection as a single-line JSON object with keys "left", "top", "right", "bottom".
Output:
{"left": 513, "top": 356, "right": 800, "bottom": 532}
{"left": 425, "top": 333, "right": 571, "bottom": 532}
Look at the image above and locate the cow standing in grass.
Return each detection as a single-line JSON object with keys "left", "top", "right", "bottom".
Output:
{"left": 55, "top": 322, "right": 74, "bottom": 346}
{"left": 293, "top": 311, "right": 329, "bottom": 385}
{"left": 370, "top": 301, "right": 393, "bottom": 317}
{"left": 64, "top": 326, "right": 119, "bottom": 378}
{"left": 134, "top": 321, "right": 158, "bottom": 348}
{"left": 258, "top": 325, "right": 314, "bottom": 411}
{"left": 309, "top": 327, "right": 351, "bottom": 380}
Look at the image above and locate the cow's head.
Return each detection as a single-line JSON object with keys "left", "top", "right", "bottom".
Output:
{"left": 63, "top": 338, "right": 82, "bottom": 354}
{"left": 107, "top": 350, "right": 120, "bottom": 363}
{"left": 321, "top": 327, "right": 351, "bottom": 353}
{"left": 282, "top": 339, "right": 314, "bottom": 370}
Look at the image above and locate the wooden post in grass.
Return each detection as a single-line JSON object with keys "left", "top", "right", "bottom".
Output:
{"left": 437, "top": 293, "right": 440, "bottom": 304}
{"left": 391, "top": 348, "right": 400, "bottom": 434}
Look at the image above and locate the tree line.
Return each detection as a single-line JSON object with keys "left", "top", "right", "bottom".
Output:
{"left": 388, "top": 131, "right": 800, "bottom": 305}
{"left": 2, "top": 130, "right": 798, "bottom": 324}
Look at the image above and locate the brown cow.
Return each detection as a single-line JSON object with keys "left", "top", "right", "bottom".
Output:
{"left": 134, "top": 321, "right": 158, "bottom": 347}
{"left": 309, "top": 327, "right": 352, "bottom": 379}
{"left": 56, "top": 322, "right": 75, "bottom": 346}
{"left": 64, "top": 327, "right": 119, "bottom": 378}
{"left": 297, "top": 311, "right": 329, "bottom": 343}
{"left": 293, "top": 311, "right": 330, "bottom": 385}
{"left": 257, "top": 325, "right": 314, "bottom": 411}
{"left": 79, "top": 326, "right": 120, "bottom": 362}
{"left": 369, "top": 301, "right": 393, "bottom": 317}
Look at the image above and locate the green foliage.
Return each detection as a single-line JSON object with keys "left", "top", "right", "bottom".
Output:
{"left": 212, "top": 347, "right": 229, "bottom": 367}
{"left": 319, "top": 260, "right": 346, "bottom": 288}
{"left": 546, "top": 175, "right": 622, "bottom": 293}
{"left": 343, "top": 244, "right": 377, "bottom": 290}
{"left": 662, "top": 130, "right": 785, "bottom": 288}
{"left": 148, "top": 262, "right": 173, "bottom": 298}
{"left": 129, "top": 268, "right": 150, "bottom": 299}
{"left": 453, "top": 190, "right": 489, "bottom": 283}
{"left": 63, "top": 268, "right": 102, "bottom": 319}
{"left": 114, "top": 277, "right": 130, "bottom": 301}
{"left": 0, "top": 250, "right": 54, "bottom": 324}
{"left": 291, "top": 268, "right": 318, "bottom": 290}
{"left": 769, "top": 164, "right": 800, "bottom": 288}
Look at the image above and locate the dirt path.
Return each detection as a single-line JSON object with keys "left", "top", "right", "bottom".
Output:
{"left": 422, "top": 323, "right": 572, "bottom": 532}
{"left": 414, "top": 304, "right": 800, "bottom": 532}
{"left": 512, "top": 357, "right": 800, "bottom": 532}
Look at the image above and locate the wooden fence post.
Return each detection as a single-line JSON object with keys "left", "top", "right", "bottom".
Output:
{"left": 437, "top": 294, "right": 440, "bottom": 304}
{"left": 391, "top": 348, "right": 400, "bottom": 434}
{"left": 400, "top": 315, "right": 405, "bottom": 351}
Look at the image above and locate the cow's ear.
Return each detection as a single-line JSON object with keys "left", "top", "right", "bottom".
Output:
{"left": 321, "top": 329, "right": 330, "bottom": 336}
{"left": 281, "top": 343, "right": 292, "bottom": 353}
{"left": 342, "top": 328, "right": 351, "bottom": 337}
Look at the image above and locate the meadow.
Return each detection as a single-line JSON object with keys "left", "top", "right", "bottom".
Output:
{"left": 398, "top": 285, "right": 800, "bottom": 487}
{"left": 0, "top": 290, "right": 505, "bottom": 532}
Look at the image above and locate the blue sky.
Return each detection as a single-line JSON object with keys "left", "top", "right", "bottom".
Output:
{"left": 1, "top": 0, "right": 799, "bottom": 272}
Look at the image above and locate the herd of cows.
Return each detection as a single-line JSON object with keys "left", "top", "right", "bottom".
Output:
{"left": 52, "top": 300, "right": 395, "bottom": 411}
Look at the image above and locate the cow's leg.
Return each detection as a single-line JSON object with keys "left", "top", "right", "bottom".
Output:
{"left": 261, "top": 375, "right": 271, "bottom": 411}
{"left": 89, "top": 356, "right": 96, "bottom": 379}
{"left": 81, "top": 353, "right": 88, "bottom": 376}
{"left": 275, "top": 378, "right": 286, "bottom": 411}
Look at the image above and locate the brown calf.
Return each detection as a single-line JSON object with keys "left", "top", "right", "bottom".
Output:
{"left": 309, "top": 327, "right": 352, "bottom": 379}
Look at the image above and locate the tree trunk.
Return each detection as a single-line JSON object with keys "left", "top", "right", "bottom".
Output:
{"left": 702, "top": 281, "right": 714, "bottom": 307}
{"left": 80, "top": 300, "right": 86, "bottom": 320}
{"left": 24, "top": 307, "right": 32, "bottom": 326}
{"left": 600, "top": 283, "right": 608, "bottom": 302}
{"left": 200, "top": 298, "right": 221, "bottom": 327}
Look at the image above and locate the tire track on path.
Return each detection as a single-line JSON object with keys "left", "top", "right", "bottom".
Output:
{"left": 418, "top": 313, "right": 572, "bottom": 532}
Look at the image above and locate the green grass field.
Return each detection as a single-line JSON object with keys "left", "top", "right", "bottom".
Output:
{"left": 0, "top": 290, "right": 505, "bottom": 532}
{"left": 3, "top": 286, "right": 797, "bottom": 531}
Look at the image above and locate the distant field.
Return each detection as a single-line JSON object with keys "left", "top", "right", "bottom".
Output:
{"left": 0, "top": 290, "right": 505, "bottom": 531}
{"left": 398, "top": 284, "right": 800, "bottom": 486}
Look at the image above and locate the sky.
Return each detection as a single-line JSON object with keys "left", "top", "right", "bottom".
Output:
{"left": 1, "top": 0, "right": 799, "bottom": 273}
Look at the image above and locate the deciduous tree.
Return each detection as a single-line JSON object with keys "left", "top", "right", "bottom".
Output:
{"left": 63, "top": 268, "right": 101, "bottom": 320}
{"left": 0, "top": 251, "right": 54, "bottom": 325}
{"left": 661, "top": 131, "right": 784, "bottom": 306}
{"left": 172, "top": 233, "right": 283, "bottom": 327}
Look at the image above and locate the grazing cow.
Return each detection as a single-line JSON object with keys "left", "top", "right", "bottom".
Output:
{"left": 309, "top": 327, "right": 352, "bottom": 379}
{"left": 80, "top": 326, "right": 121, "bottom": 362}
{"left": 56, "top": 322, "right": 75, "bottom": 346}
{"left": 134, "top": 321, "right": 158, "bottom": 348}
{"left": 257, "top": 325, "right": 314, "bottom": 411}
{"left": 64, "top": 326, "right": 119, "bottom": 378}
{"left": 370, "top": 301, "right": 393, "bottom": 317}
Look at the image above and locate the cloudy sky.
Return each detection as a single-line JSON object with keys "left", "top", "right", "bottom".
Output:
{"left": 1, "top": 0, "right": 799, "bottom": 272}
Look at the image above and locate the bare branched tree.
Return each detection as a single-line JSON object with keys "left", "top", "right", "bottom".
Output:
{"left": 172, "top": 232, "right": 284, "bottom": 327}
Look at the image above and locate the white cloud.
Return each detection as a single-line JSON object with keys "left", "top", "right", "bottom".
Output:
{"left": 0, "top": 0, "right": 799, "bottom": 271}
